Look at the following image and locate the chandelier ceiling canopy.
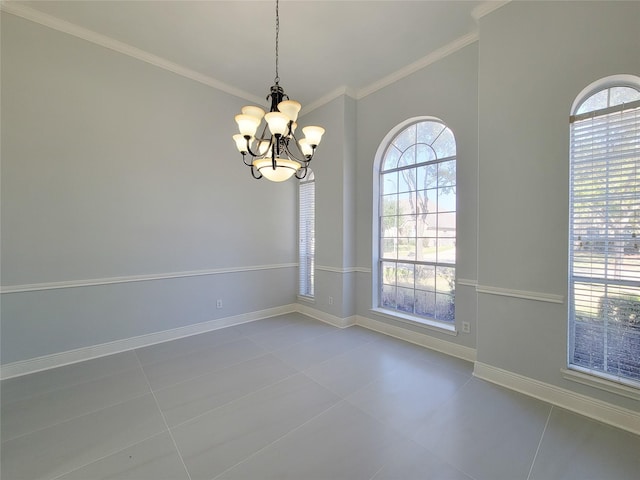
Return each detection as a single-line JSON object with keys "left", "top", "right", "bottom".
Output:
{"left": 232, "top": 0, "right": 324, "bottom": 182}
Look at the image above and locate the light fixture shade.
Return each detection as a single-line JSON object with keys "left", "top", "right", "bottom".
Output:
{"left": 264, "top": 112, "right": 289, "bottom": 136}
{"left": 241, "top": 105, "right": 266, "bottom": 121}
{"left": 233, "top": 134, "right": 248, "bottom": 153}
{"left": 235, "top": 114, "right": 260, "bottom": 137}
{"left": 302, "top": 126, "right": 325, "bottom": 146}
{"left": 253, "top": 157, "right": 300, "bottom": 182}
{"left": 258, "top": 140, "right": 271, "bottom": 155}
{"left": 278, "top": 100, "right": 301, "bottom": 122}
{"left": 298, "top": 138, "right": 313, "bottom": 157}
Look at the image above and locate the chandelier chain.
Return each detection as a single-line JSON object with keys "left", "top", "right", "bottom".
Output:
{"left": 274, "top": 0, "right": 280, "bottom": 85}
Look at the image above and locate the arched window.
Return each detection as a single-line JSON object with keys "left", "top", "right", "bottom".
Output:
{"left": 299, "top": 171, "right": 315, "bottom": 297}
{"left": 374, "top": 118, "right": 456, "bottom": 326}
{"left": 569, "top": 75, "right": 640, "bottom": 386}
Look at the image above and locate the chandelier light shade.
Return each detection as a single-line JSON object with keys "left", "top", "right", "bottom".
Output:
{"left": 232, "top": 0, "right": 324, "bottom": 181}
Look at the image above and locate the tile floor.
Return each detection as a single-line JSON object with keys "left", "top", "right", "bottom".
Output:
{"left": 2, "top": 313, "right": 639, "bottom": 480}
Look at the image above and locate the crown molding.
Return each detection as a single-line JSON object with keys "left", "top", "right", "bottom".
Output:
{"left": 472, "top": 0, "right": 512, "bottom": 21}
{"left": 2, "top": 1, "right": 501, "bottom": 116}
{"left": 356, "top": 31, "right": 478, "bottom": 101}
{"left": 0, "top": 1, "right": 263, "bottom": 104}
{"left": 302, "top": 86, "right": 357, "bottom": 115}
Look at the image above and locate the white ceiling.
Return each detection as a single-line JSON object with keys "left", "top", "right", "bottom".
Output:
{"left": 8, "top": 1, "right": 506, "bottom": 107}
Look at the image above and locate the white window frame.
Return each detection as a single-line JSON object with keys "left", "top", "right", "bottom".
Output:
{"left": 568, "top": 74, "right": 640, "bottom": 389}
{"left": 299, "top": 171, "right": 315, "bottom": 299}
{"left": 372, "top": 117, "right": 457, "bottom": 332}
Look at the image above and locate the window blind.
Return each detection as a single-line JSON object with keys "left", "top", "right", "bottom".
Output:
{"left": 299, "top": 177, "right": 315, "bottom": 297}
{"left": 569, "top": 100, "right": 640, "bottom": 385}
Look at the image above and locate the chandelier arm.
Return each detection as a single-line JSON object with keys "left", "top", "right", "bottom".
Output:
{"left": 250, "top": 164, "right": 263, "bottom": 179}
{"left": 281, "top": 133, "right": 314, "bottom": 164}
{"left": 294, "top": 166, "right": 308, "bottom": 180}
{"left": 243, "top": 135, "right": 271, "bottom": 158}
{"left": 241, "top": 153, "right": 254, "bottom": 167}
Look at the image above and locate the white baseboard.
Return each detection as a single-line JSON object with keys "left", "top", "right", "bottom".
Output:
{"left": 295, "top": 303, "right": 356, "bottom": 328}
{"left": 0, "top": 304, "right": 297, "bottom": 380}
{"left": 474, "top": 362, "right": 640, "bottom": 436}
{"left": 355, "top": 314, "right": 476, "bottom": 363}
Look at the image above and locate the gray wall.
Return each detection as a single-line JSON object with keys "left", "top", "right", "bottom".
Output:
{"left": 1, "top": 13, "right": 297, "bottom": 364}
{"left": 301, "top": 95, "right": 357, "bottom": 319}
{"left": 476, "top": 1, "right": 639, "bottom": 411}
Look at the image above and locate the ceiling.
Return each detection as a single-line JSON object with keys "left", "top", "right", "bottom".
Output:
{"left": 7, "top": 1, "right": 506, "bottom": 108}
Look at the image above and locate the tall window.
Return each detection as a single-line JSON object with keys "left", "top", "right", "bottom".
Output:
{"left": 569, "top": 76, "right": 640, "bottom": 386}
{"left": 299, "top": 171, "right": 315, "bottom": 297}
{"left": 377, "top": 119, "right": 456, "bottom": 325}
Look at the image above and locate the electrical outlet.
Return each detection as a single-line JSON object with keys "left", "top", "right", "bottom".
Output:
{"left": 462, "top": 321, "right": 471, "bottom": 333}
{"left": 216, "top": 299, "right": 223, "bottom": 309}
{"left": 328, "top": 296, "right": 334, "bottom": 305}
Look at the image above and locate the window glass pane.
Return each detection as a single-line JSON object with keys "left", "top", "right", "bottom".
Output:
{"left": 438, "top": 160, "right": 456, "bottom": 187}
{"left": 398, "top": 168, "right": 418, "bottom": 193}
{"left": 398, "top": 191, "right": 416, "bottom": 215}
{"left": 417, "top": 121, "right": 445, "bottom": 146}
{"left": 417, "top": 237, "right": 437, "bottom": 263}
{"left": 436, "top": 266, "right": 455, "bottom": 293}
{"left": 397, "top": 238, "right": 416, "bottom": 261}
{"left": 435, "top": 293, "right": 455, "bottom": 322}
{"left": 382, "top": 284, "right": 397, "bottom": 308}
{"left": 416, "top": 190, "right": 430, "bottom": 215}
{"left": 438, "top": 189, "right": 456, "bottom": 212}
{"left": 438, "top": 212, "right": 456, "bottom": 237}
{"left": 381, "top": 215, "right": 397, "bottom": 238}
{"left": 609, "top": 87, "right": 640, "bottom": 107}
{"left": 381, "top": 172, "right": 398, "bottom": 195}
{"left": 382, "top": 194, "right": 398, "bottom": 216}
{"left": 397, "top": 287, "right": 415, "bottom": 313}
{"left": 415, "top": 290, "right": 436, "bottom": 317}
{"left": 382, "top": 262, "right": 397, "bottom": 285}
{"left": 422, "top": 164, "right": 438, "bottom": 189}
{"left": 393, "top": 124, "right": 416, "bottom": 151}
{"left": 415, "top": 264, "right": 435, "bottom": 291}
{"left": 422, "top": 213, "right": 437, "bottom": 236}
{"left": 432, "top": 127, "right": 456, "bottom": 158}
{"left": 437, "top": 238, "right": 456, "bottom": 264}
{"left": 398, "top": 214, "right": 416, "bottom": 236}
{"left": 383, "top": 145, "right": 401, "bottom": 170}
{"left": 576, "top": 89, "right": 608, "bottom": 114}
{"left": 397, "top": 263, "right": 415, "bottom": 289}
{"left": 398, "top": 145, "right": 417, "bottom": 167}
{"left": 381, "top": 238, "right": 397, "bottom": 259}
{"left": 416, "top": 144, "right": 436, "bottom": 164}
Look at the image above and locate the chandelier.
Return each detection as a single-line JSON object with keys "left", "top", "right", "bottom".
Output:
{"left": 232, "top": 0, "right": 324, "bottom": 182}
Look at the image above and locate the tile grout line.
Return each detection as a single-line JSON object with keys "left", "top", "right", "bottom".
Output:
{"left": 526, "top": 405, "right": 553, "bottom": 480}
{"left": 167, "top": 370, "right": 302, "bottom": 431}
{"left": 133, "top": 350, "right": 193, "bottom": 480}
{"left": 48, "top": 431, "right": 170, "bottom": 480}
{"left": 0, "top": 352, "right": 142, "bottom": 408}
{"left": 211, "top": 398, "right": 347, "bottom": 480}
{"left": 1, "top": 383, "right": 152, "bottom": 445}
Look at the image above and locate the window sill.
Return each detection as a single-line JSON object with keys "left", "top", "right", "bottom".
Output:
{"left": 297, "top": 294, "right": 315, "bottom": 304}
{"left": 561, "top": 367, "right": 640, "bottom": 401}
{"left": 370, "top": 308, "right": 457, "bottom": 336}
